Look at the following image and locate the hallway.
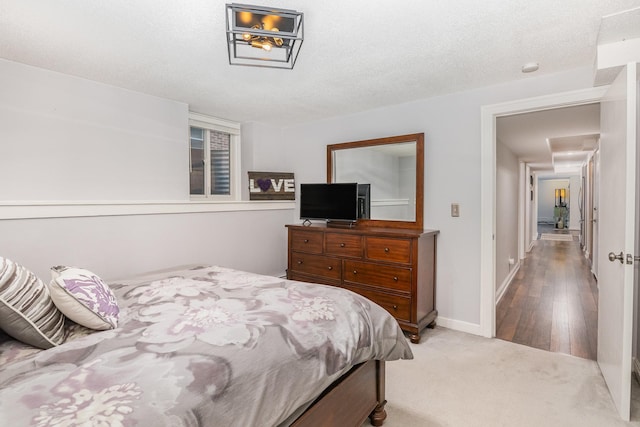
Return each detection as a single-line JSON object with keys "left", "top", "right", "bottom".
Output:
{"left": 496, "top": 230, "right": 598, "bottom": 360}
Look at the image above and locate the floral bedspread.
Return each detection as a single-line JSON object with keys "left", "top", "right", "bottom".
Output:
{"left": 0, "top": 265, "right": 413, "bottom": 427}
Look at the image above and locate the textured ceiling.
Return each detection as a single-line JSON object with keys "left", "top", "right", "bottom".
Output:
{"left": 1, "top": 0, "right": 638, "bottom": 127}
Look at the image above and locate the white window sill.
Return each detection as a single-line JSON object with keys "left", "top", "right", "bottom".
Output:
{"left": 0, "top": 200, "right": 295, "bottom": 220}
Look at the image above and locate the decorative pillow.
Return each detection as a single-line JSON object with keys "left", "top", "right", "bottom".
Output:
{"left": 49, "top": 266, "right": 119, "bottom": 330}
{"left": 0, "top": 257, "right": 66, "bottom": 349}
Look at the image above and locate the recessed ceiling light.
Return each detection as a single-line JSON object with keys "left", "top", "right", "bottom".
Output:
{"left": 522, "top": 62, "right": 539, "bottom": 73}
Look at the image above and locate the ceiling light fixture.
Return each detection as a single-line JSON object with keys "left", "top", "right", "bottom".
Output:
{"left": 226, "top": 3, "right": 304, "bottom": 69}
{"left": 521, "top": 62, "right": 539, "bottom": 73}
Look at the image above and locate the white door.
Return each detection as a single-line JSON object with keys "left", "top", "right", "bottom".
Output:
{"left": 597, "top": 63, "right": 638, "bottom": 421}
{"left": 593, "top": 149, "right": 600, "bottom": 277}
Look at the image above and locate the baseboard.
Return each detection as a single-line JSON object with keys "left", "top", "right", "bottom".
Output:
{"left": 528, "top": 240, "right": 536, "bottom": 252}
{"left": 436, "top": 316, "right": 483, "bottom": 336}
{"left": 496, "top": 261, "right": 520, "bottom": 304}
{"left": 538, "top": 218, "right": 554, "bottom": 224}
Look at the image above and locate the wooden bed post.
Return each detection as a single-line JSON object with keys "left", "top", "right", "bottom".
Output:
{"left": 369, "top": 360, "right": 387, "bottom": 426}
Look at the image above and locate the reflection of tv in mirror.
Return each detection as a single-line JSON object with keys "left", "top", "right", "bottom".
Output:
{"left": 357, "top": 184, "right": 370, "bottom": 219}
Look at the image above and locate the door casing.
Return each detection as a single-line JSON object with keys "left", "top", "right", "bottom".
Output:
{"left": 480, "top": 86, "right": 608, "bottom": 337}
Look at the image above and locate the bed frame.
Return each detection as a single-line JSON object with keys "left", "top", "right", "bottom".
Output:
{"left": 291, "top": 360, "right": 386, "bottom": 427}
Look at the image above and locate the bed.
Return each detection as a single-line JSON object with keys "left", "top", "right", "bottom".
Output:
{"left": 0, "top": 264, "right": 413, "bottom": 426}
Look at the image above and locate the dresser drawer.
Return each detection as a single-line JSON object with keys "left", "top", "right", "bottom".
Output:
{"left": 343, "top": 260, "right": 411, "bottom": 292}
{"left": 366, "top": 237, "right": 411, "bottom": 264}
{"left": 289, "top": 252, "right": 341, "bottom": 280}
{"left": 342, "top": 284, "right": 411, "bottom": 322}
{"left": 290, "top": 230, "right": 323, "bottom": 254}
{"left": 325, "top": 233, "right": 363, "bottom": 257}
{"left": 288, "top": 271, "right": 340, "bottom": 287}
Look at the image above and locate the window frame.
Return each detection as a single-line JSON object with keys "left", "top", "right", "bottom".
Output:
{"left": 188, "top": 112, "right": 241, "bottom": 201}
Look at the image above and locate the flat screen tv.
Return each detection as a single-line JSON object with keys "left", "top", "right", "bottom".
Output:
{"left": 300, "top": 183, "right": 359, "bottom": 223}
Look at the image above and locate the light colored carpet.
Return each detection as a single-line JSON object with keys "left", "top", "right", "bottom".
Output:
{"left": 540, "top": 233, "right": 574, "bottom": 241}
{"left": 372, "top": 327, "right": 640, "bottom": 427}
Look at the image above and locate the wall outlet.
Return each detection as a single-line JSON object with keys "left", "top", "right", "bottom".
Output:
{"left": 451, "top": 203, "right": 460, "bottom": 217}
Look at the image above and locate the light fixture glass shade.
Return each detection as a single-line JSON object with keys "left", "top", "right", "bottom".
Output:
{"left": 226, "top": 3, "right": 304, "bottom": 69}
{"left": 554, "top": 188, "right": 567, "bottom": 206}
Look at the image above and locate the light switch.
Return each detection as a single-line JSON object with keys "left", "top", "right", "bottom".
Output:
{"left": 451, "top": 203, "right": 460, "bottom": 217}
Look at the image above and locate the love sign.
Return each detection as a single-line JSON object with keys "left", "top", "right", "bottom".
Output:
{"left": 248, "top": 172, "right": 295, "bottom": 200}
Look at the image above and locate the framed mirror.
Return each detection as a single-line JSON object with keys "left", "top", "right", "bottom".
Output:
{"left": 327, "top": 133, "right": 424, "bottom": 230}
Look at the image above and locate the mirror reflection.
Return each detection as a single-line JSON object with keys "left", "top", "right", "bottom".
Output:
{"left": 332, "top": 142, "right": 417, "bottom": 222}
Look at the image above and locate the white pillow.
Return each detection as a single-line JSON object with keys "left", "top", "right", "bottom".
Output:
{"left": 49, "top": 266, "right": 119, "bottom": 330}
{"left": 0, "top": 257, "right": 66, "bottom": 349}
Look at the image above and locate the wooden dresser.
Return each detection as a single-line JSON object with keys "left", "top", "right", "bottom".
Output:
{"left": 286, "top": 224, "right": 438, "bottom": 343}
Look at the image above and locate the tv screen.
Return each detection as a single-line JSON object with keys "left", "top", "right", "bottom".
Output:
{"left": 300, "top": 183, "right": 358, "bottom": 222}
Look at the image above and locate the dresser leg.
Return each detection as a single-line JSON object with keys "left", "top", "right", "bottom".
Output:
{"left": 409, "top": 333, "right": 420, "bottom": 344}
{"left": 427, "top": 320, "right": 436, "bottom": 329}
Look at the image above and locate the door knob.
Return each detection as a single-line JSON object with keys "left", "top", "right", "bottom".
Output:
{"left": 608, "top": 252, "right": 624, "bottom": 263}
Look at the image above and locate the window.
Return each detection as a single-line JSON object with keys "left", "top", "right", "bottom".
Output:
{"left": 189, "top": 127, "right": 231, "bottom": 195}
{"left": 188, "top": 113, "right": 241, "bottom": 200}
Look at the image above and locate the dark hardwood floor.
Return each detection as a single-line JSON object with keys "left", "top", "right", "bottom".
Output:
{"left": 496, "top": 226, "right": 598, "bottom": 360}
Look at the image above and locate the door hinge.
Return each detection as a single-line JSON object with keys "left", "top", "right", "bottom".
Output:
{"left": 626, "top": 254, "right": 640, "bottom": 264}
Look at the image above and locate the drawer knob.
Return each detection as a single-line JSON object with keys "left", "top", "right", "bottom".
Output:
{"left": 384, "top": 247, "right": 390, "bottom": 253}
{"left": 393, "top": 276, "right": 398, "bottom": 281}
{"left": 297, "top": 260, "right": 303, "bottom": 265}
{"left": 328, "top": 266, "right": 333, "bottom": 270}
{"left": 353, "top": 270, "right": 357, "bottom": 274}
{"left": 392, "top": 305, "right": 398, "bottom": 310}
{"left": 340, "top": 243, "right": 345, "bottom": 248}
{"left": 304, "top": 239, "right": 309, "bottom": 243}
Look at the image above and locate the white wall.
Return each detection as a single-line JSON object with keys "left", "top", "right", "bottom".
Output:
{"left": 0, "top": 59, "right": 188, "bottom": 201}
{"left": 275, "top": 66, "right": 595, "bottom": 328}
{"left": 0, "top": 210, "right": 291, "bottom": 281}
{"left": 495, "top": 140, "right": 519, "bottom": 295}
{"left": 240, "top": 122, "right": 285, "bottom": 200}
{"left": 0, "top": 60, "right": 292, "bottom": 280}
{"left": 569, "top": 175, "right": 581, "bottom": 230}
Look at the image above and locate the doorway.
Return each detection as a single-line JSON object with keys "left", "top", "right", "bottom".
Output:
{"left": 479, "top": 86, "right": 607, "bottom": 337}
{"left": 493, "top": 104, "right": 600, "bottom": 360}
